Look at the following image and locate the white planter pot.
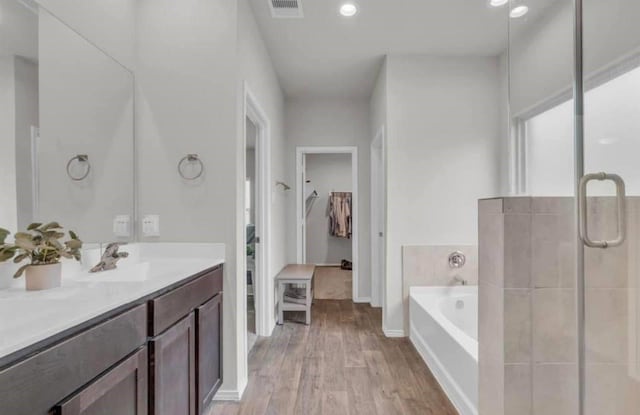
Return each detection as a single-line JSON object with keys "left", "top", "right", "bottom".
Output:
{"left": 25, "top": 263, "right": 62, "bottom": 291}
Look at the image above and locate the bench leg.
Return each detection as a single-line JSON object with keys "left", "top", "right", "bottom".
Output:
{"left": 305, "top": 282, "right": 312, "bottom": 325}
{"left": 277, "top": 282, "right": 284, "bottom": 325}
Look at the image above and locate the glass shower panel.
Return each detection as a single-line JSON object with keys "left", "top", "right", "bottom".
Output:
{"left": 508, "top": 0, "right": 579, "bottom": 413}
{"left": 582, "top": 0, "right": 640, "bottom": 413}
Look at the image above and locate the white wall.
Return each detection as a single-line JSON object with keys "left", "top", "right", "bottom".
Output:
{"left": 36, "top": 0, "right": 135, "bottom": 70}
{"left": 305, "top": 153, "right": 353, "bottom": 265}
{"left": 285, "top": 98, "right": 372, "bottom": 301}
{"left": 384, "top": 55, "right": 502, "bottom": 334}
{"left": 0, "top": 58, "right": 17, "bottom": 232}
{"left": 136, "top": 0, "right": 243, "bottom": 396}
{"left": 39, "top": 9, "right": 134, "bottom": 243}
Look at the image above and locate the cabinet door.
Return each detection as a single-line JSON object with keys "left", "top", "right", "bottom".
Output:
{"left": 150, "top": 313, "right": 196, "bottom": 415}
{"left": 196, "top": 293, "right": 223, "bottom": 413}
{"left": 54, "top": 347, "right": 148, "bottom": 415}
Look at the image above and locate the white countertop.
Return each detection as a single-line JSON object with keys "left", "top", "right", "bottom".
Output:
{"left": 0, "top": 243, "right": 225, "bottom": 363}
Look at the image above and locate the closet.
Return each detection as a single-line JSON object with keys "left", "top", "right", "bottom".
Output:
{"left": 304, "top": 153, "right": 353, "bottom": 300}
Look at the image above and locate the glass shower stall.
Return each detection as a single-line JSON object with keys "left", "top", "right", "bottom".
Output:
{"left": 481, "top": 0, "right": 640, "bottom": 413}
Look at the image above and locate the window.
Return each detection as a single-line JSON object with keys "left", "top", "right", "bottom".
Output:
{"left": 517, "top": 62, "right": 640, "bottom": 196}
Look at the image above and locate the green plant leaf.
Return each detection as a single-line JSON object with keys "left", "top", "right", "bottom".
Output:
{"left": 49, "top": 239, "right": 64, "bottom": 250}
{"left": 59, "top": 251, "right": 73, "bottom": 259}
{"left": 44, "top": 231, "right": 65, "bottom": 240}
{"left": 0, "top": 246, "right": 17, "bottom": 262}
{"left": 0, "top": 228, "right": 10, "bottom": 244}
{"left": 41, "top": 222, "right": 62, "bottom": 231}
{"left": 13, "top": 264, "right": 30, "bottom": 279}
{"left": 27, "top": 223, "right": 42, "bottom": 231}
{"left": 65, "top": 239, "right": 82, "bottom": 250}
{"left": 14, "top": 233, "right": 36, "bottom": 251}
{"left": 13, "top": 253, "right": 28, "bottom": 263}
{"left": 69, "top": 230, "right": 78, "bottom": 240}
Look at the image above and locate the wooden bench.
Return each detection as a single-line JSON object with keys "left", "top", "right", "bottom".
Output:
{"left": 276, "top": 264, "right": 316, "bottom": 325}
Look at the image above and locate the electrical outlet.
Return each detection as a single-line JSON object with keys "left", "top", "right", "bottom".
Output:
{"left": 142, "top": 215, "right": 160, "bottom": 237}
{"left": 113, "top": 215, "right": 131, "bottom": 237}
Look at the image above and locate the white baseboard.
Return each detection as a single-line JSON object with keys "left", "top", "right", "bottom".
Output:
{"left": 410, "top": 324, "right": 476, "bottom": 415}
{"left": 213, "top": 380, "right": 247, "bottom": 402}
{"left": 353, "top": 296, "right": 371, "bottom": 304}
{"left": 383, "top": 328, "right": 406, "bottom": 338}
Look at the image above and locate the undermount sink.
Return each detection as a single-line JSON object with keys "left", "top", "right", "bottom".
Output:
{"left": 73, "top": 262, "right": 151, "bottom": 282}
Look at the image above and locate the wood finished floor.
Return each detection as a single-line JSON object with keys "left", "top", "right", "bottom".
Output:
{"left": 208, "top": 300, "right": 457, "bottom": 415}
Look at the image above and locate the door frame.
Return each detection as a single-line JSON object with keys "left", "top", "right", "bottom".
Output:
{"left": 295, "top": 146, "right": 362, "bottom": 302}
{"left": 370, "top": 126, "right": 386, "bottom": 309}
{"left": 243, "top": 83, "right": 272, "bottom": 339}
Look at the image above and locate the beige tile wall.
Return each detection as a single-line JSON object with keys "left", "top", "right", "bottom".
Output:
{"left": 478, "top": 197, "right": 640, "bottom": 415}
{"left": 402, "top": 244, "right": 478, "bottom": 334}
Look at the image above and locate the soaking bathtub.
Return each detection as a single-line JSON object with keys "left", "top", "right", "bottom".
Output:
{"left": 409, "top": 286, "right": 478, "bottom": 415}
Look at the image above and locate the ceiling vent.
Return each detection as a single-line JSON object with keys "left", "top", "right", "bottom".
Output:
{"left": 269, "top": 0, "right": 303, "bottom": 18}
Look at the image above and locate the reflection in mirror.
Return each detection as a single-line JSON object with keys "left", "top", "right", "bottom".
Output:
{"left": 0, "top": 0, "right": 38, "bottom": 233}
{"left": 0, "top": 0, "right": 134, "bottom": 244}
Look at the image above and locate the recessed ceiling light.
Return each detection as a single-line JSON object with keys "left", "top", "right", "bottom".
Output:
{"left": 510, "top": 5, "right": 529, "bottom": 18}
{"left": 490, "top": 0, "right": 509, "bottom": 6}
{"left": 340, "top": 3, "right": 358, "bottom": 17}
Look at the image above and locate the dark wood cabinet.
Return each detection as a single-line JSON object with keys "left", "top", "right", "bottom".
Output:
{"left": 0, "top": 304, "right": 147, "bottom": 415}
{"left": 0, "top": 264, "right": 223, "bottom": 415}
{"left": 150, "top": 313, "right": 197, "bottom": 415}
{"left": 196, "top": 293, "right": 223, "bottom": 413}
{"left": 53, "top": 347, "right": 148, "bottom": 415}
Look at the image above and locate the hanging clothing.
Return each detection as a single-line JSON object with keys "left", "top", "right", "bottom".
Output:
{"left": 328, "top": 192, "right": 352, "bottom": 239}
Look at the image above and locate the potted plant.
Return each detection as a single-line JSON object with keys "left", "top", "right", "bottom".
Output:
{"left": 0, "top": 228, "right": 17, "bottom": 289}
{"left": 0, "top": 223, "right": 82, "bottom": 291}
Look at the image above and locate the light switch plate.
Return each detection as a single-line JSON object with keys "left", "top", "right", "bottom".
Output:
{"left": 142, "top": 215, "right": 160, "bottom": 237}
{"left": 113, "top": 215, "right": 131, "bottom": 237}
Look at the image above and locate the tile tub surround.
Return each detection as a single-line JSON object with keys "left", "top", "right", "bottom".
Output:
{"left": 478, "top": 197, "right": 640, "bottom": 415}
{"left": 0, "top": 243, "right": 225, "bottom": 366}
{"left": 402, "top": 245, "right": 478, "bottom": 334}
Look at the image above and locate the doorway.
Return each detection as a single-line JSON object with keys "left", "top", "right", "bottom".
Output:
{"left": 370, "top": 128, "right": 386, "bottom": 309}
{"left": 295, "top": 146, "right": 359, "bottom": 301}
{"left": 244, "top": 117, "right": 258, "bottom": 352}
{"left": 243, "top": 84, "right": 272, "bottom": 357}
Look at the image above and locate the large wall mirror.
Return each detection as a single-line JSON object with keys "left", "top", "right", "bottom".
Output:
{"left": 0, "top": 0, "right": 134, "bottom": 244}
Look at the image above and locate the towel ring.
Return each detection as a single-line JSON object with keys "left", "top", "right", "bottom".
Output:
{"left": 178, "top": 154, "right": 204, "bottom": 180}
{"left": 66, "top": 154, "right": 91, "bottom": 181}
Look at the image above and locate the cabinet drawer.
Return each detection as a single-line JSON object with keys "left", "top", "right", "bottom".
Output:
{"left": 149, "top": 266, "right": 222, "bottom": 336}
{"left": 53, "top": 347, "right": 148, "bottom": 415}
{"left": 0, "top": 304, "right": 147, "bottom": 415}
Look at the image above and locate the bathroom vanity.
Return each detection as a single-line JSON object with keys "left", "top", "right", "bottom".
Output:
{"left": 0, "top": 256, "right": 224, "bottom": 415}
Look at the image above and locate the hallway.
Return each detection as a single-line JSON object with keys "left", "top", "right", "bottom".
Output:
{"left": 208, "top": 300, "right": 457, "bottom": 415}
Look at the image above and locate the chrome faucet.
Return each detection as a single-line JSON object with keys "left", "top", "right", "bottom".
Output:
{"left": 91, "top": 242, "right": 129, "bottom": 273}
{"left": 453, "top": 275, "right": 468, "bottom": 286}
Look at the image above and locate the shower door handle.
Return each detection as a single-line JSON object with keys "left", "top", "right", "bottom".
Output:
{"left": 578, "top": 172, "right": 626, "bottom": 248}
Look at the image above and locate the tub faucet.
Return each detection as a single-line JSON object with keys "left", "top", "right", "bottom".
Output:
{"left": 91, "top": 242, "right": 129, "bottom": 273}
{"left": 453, "top": 275, "right": 468, "bottom": 286}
